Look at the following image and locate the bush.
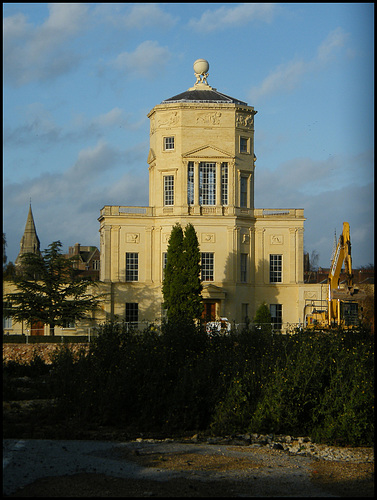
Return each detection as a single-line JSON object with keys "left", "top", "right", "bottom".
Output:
{"left": 7, "top": 321, "right": 372, "bottom": 446}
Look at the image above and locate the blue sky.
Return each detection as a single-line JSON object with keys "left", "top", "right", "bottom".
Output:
{"left": 3, "top": 3, "right": 374, "bottom": 268}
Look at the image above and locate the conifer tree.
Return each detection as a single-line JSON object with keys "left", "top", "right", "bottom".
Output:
{"left": 182, "top": 223, "right": 204, "bottom": 320}
{"left": 162, "top": 223, "right": 185, "bottom": 321}
{"left": 5, "top": 241, "right": 100, "bottom": 336}
{"left": 162, "top": 223, "right": 203, "bottom": 323}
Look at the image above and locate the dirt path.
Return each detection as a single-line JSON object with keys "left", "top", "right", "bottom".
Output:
{"left": 3, "top": 439, "right": 374, "bottom": 497}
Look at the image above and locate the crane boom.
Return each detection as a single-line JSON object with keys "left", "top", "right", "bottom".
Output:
{"left": 328, "top": 222, "right": 355, "bottom": 326}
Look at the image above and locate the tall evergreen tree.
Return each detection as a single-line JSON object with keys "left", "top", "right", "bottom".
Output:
{"left": 162, "top": 223, "right": 185, "bottom": 322}
{"left": 162, "top": 223, "right": 203, "bottom": 323}
{"left": 182, "top": 223, "right": 204, "bottom": 320}
{"left": 5, "top": 241, "right": 100, "bottom": 336}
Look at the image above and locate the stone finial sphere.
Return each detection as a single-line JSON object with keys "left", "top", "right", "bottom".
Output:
{"left": 193, "top": 59, "right": 209, "bottom": 75}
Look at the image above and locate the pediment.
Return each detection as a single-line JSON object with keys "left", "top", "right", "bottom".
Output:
{"left": 183, "top": 145, "right": 232, "bottom": 159}
{"left": 202, "top": 283, "right": 226, "bottom": 299}
{"left": 147, "top": 148, "right": 156, "bottom": 164}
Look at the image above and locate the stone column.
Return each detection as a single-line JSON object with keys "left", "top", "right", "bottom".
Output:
{"left": 194, "top": 161, "right": 200, "bottom": 212}
{"left": 145, "top": 227, "right": 153, "bottom": 283}
{"left": 255, "top": 228, "right": 265, "bottom": 284}
{"left": 111, "top": 226, "right": 121, "bottom": 282}
{"left": 289, "top": 228, "right": 296, "bottom": 283}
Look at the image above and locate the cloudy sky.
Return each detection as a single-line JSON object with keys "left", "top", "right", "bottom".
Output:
{"left": 3, "top": 3, "right": 374, "bottom": 268}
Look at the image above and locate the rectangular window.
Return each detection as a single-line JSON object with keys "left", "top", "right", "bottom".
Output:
{"left": 240, "top": 137, "right": 249, "bottom": 153}
{"left": 164, "top": 136, "right": 174, "bottom": 150}
{"left": 270, "top": 254, "right": 282, "bottom": 283}
{"left": 62, "top": 320, "right": 75, "bottom": 329}
{"left": 270, "top": 304, "right": 282, "bottom": 330}
{"left": 3, "top": 302, "right": 12, "bottom": 329}
{"left": 162, "top": 252, "right": 167, "bottom": 279}
{"left": 242, "top": 303, "right": 249, "bottom": 323}
{"left": 125, "top": 303, "right": 138, "bottom": 326}
{"left": 164, "top": 175, "right": 174, "bottom": 206}
{"left": 201, "top": 252, "right": 214, "bottom": 281}
{"left": 240, "top": 176, "right": 248, "bottom": 208}
{"left": 199, "top": 162, "right": 216, "bottom": 205}
{"left": 187, "top": 162, "right": 194, "bottom": 205}
{"left": 221, "top": 162, "right": 228, "bottom": 205}
{"left": 92, "top": 260, "right": 100, "bottom": 270}
{"left": 126, "top": 252, "right": 138, "bottom": 281}
{"left": 240, "top": 253, "right": 247, "bottom": 282}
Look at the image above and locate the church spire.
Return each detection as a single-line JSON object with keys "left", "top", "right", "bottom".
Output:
{"left": 15, "top": 203, "right": 41, "bottom": 266}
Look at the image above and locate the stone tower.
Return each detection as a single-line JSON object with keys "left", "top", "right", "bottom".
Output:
{"left": 15, "top": 204, "right": 41, "bottom": 266}
{"left": 99, "top": 59, "right": 305, "bottom": 326}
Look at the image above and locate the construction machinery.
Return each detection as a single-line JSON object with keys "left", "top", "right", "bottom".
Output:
{"left": 305, "top": 222, "right": 361, "bottom": 329}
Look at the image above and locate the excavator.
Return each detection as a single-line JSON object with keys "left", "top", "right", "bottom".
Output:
{"left": 305, "top": 222, "right": 361, "bottom": 329}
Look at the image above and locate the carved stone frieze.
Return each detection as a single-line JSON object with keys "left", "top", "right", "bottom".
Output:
{"left": 126, "top": 233, "right": 139, "bottom": 243}
{"left": 196, "top": 111, "right": 222, "bottom": 126}
{"left": 236, "top": 112, "right": 253, "bottom": 129}
{"left": 201, "top": 233, "right": 215, "bottom": 243}
{"left": 271, "top": 234, "right": 283, "bottom": 245}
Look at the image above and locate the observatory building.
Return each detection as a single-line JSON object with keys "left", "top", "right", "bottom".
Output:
{"left": 98, "top": 60, "right": 306, "bottom": 328}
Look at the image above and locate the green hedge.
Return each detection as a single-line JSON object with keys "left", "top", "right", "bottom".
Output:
{"left": 3, "top": 322, "right": 374, "bottom": 446}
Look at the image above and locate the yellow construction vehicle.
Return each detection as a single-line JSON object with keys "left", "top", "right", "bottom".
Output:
{"left": 305, "top": 222, "right": 360, "bottom": 329}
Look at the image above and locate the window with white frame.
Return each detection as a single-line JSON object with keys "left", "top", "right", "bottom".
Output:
{"left": 270, "top": 304, "right": 282, "bottom": 330}
{"left": 242, "top": 303, "right": 249, "bottom": 323}
{"left": 201, "top": 252, "right": 214, "bottom": 281}
{"left": 125, "top": 303, "right": 138, "bottom": 326}
{"left": 240, "top": 253, "right": 247, "bottom": 282}
{"left": 164, "top": 175, "right": 174, "bottom": 206}
{"left": 270, "top": 254, "right": 282, "bottom": 283}
{"left": 240, "top": 176, "right": 248, "bottom": 208}
{"left": 221, "top": 162, "right": 228, "bottom": 205}
{"left": 187, "top": 162, "right": 194, "bottom": 205}
{"left": 126, "top": 252, "right": 138, "bottom": 281}
{"left": 162, "top": 252, "right": 167, "bottom": 279}
{"left": 164, "top": 136, "right": 174, "bottom": 150}
{"left": 199, "top": 162, "right": 216, "bottom": 205}
{"left": 240, "top": 136, "right": 249, "bottom": 153}
{"left": 62, "top": 320, "right": 75, "bottom": 329}
{"left": 3, "top": 302, "right": 12, "bottom": 329}
{"left": 92, "top": 260, "right": 100, "bottom": 270}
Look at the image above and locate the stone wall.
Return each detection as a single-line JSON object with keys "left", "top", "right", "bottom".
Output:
{"left": 3, "top": 344, "right": 89, "bottom": 365}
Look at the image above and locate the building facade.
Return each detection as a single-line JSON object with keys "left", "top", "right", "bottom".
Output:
{"left": 98, "top": 60, "right": 306, "bottom": 329}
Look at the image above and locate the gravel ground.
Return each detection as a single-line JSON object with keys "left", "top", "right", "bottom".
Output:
{"left": 3, "top": 364, "right": 374, "bottom": 497}
{"left": 3, "top": 439, "right": 374, "bottom": 497}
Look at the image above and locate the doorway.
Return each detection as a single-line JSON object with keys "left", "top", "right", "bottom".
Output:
{"left": 31, "top": 320, "right": 44, "bottom": 336}
{"left": 202, "top": 301, "right": 217, "bottom": 322}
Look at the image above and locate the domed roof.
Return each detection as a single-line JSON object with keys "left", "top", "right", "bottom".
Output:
{"left": 161, "top": 59, "right": 248, "bottom": 106}
{"left": 162, "top": 89, "right": 247, "bottom": 105}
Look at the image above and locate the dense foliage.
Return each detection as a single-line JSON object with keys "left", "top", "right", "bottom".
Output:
{"left": 5, "top": 241, "right": 100, "bottom": 336}
{"left": 3, "top": 323, "right": 374, "bottom": 447}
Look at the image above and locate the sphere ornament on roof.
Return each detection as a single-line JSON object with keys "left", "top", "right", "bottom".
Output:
{"left": 192, "top": 58, "right": 212, "bottom": 89}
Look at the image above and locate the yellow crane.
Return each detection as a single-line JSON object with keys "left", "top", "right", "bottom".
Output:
{"left": 306, "top": 222, "right": 360, "bottom": 329}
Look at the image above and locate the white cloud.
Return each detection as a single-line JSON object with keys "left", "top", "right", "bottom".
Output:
{"left": 93, "top": 3, "right": 178, "bottom": 30}
{"left": 254, "top": 152, "right": 374, "bottom": 267}
{"left": 317, "top": 27, "right": 349, "bottom": 63}
{"left": 249, "top": 27, "right": 349, "bottom": 101}
{"left": 3, "top": 140, "right": 149, "bottom": 260}
{"left": 188, "top": 3, "right": 275, "bottom": 32}
{"left": 121, "top": 3, "right": 178, "bottom": 29}
{"left": 112, "top": 40, "right": 171, "bottom": 79}
{"left": 3, "top": 3, "right": 89, "bottom": 85}
{"left": 4, "top": 105, "right": 138, "bottom": 149}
